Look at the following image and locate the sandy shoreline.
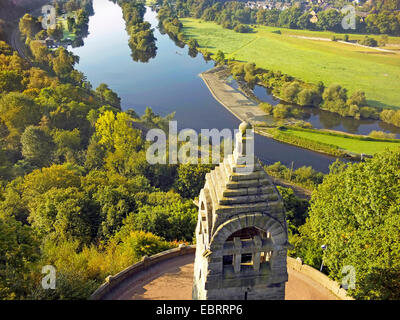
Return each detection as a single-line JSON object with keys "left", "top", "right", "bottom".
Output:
{"left": 199, "top": 66, "right": 271, "bottom": 127}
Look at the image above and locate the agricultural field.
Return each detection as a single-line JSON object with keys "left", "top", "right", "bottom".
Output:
{"left": 282, "top": 128, "right": 400, "bottom": 155}
{"left": 181, "top": 18, "right": 400, "bottom": 109}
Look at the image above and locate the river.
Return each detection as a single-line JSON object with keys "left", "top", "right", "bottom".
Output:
{"left": 71, "top": 0, "right": 343, "bottom": 173}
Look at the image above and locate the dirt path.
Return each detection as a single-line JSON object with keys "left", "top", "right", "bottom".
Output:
{"left": 270, "top": 176, "right": 312, "bottom": 200}
{"left": 230, "top": 36, "right": 259, "bottom": 55}
{"left": 103, "top": 253, "right": 338, "bottom": 300}
{"left": 288, "top": 34, "right": 398, "bottom": 53}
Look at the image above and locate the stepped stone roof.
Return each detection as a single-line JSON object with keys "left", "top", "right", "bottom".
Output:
{"left": 203, "top": 153, "right": 286, "bottom": 237}
{"left": 201, "top": 122, "right": 286, "bottom": 237}
{"left": 193, "top": 122, "right": 290, "bottom": 300}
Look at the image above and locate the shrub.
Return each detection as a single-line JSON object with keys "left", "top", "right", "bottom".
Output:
{"left": 292, "top": 120, "right": 313, "bottom": 129}
{"left": 359, "top": 36, "right": 378, "bottom": 47}
{"left": 368, "top": 130, "right": 396, "bottom": 139}
{"left": 347, "top": 104, "right": 360, "bottom": 119}
{"left": 115, "top": 230, "right": 174, "bottom": 259}
{"left": 291, "top": 108, "right": 306, "bottom": 119}
{"left": 264, "top": 161, "right": 324, "bottom": 190}
{"left": 273, "top": 104, "right": 292, "bottom": 119}
{"left": 280, "top": 82, "right": 301, "bottom": 103}
{"left": 177, "top": 32, "right": 185, "bottom": 42}
{"left": 380, "top": 109, "right": 400, "bottom": 127}
{"left": 378, "top": 35, "right": 388, "bottom": 47}
{"left": 214, "top": 50, "right": 225, "bottom": 64}
{"left": 244, "top": 72, "right": 257, "bottom": 87}
{"left": 0, "top": 41, "right": 13, "bottom": 55}
{"left": 230, "top": 62, "right": 245, "bottom": 77}
{"left": 380, "top": 109, "right": 396, "bottom": 123}
{"left": 322, "top": 84, "right": 348, "bottom": 116}
{"left": 347, "top": 90, "right": 367, "bottom": 107}
{"left": 297, "top": 88, "right": 322, "bottom": 107}
{"left": 233, "top": 24, "right": 252, "bottom": 33}
{"left": 259, "top": 102, "right": 273, "bottom": 115}
{"left": 360, "top": 106, "right": 380, "bottom": 119}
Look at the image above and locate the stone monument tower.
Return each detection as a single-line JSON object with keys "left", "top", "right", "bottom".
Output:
{"left": 192, "top": 122, "right": 290, "bottom": 300}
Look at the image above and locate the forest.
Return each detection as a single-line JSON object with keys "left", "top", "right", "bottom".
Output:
{"left": 0, "top": 0, "right": 212, "bottom": 299}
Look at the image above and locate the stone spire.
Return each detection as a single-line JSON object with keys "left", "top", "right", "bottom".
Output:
{"left": 193, "top": 122, "right": 290, "bottom": 300}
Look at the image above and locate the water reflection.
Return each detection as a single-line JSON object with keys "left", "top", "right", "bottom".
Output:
{"left": 253, "top": 85, "right": 280, "bottom": 106}
{"left": 69, "top": 0, "right": 342, "bottom": 172}
{"left": 252, "top": 85, "right": 400, "bottom": 137}
{"left": 129, "top": 46, "right": 157, "bottom": 63}
{"left": 188, "top": 47, "right": 198, "bottom": 58}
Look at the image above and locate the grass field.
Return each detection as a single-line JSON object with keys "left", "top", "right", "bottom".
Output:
{"left": 181, "top": 18, "right": 400, "bottom": 109}
{"left": 254, "top": 26, "right": 400, "bottom": 44}
{"left": 283, "top": 128, "right": 400, "bottom": 155}
{"left": 57, "top": 16, "right": 76, "bottom": 41}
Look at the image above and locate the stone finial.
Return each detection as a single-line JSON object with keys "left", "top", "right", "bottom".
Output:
{"left": 239, "top": 121, "right": 252, "bottom": 135}
{"left": 234, "top": 122, "right": 254, "bottom": 170}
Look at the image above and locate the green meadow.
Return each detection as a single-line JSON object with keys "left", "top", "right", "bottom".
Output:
{"left": 57, "top": 16, "right": 76, "bottom": 41}
{"left": 283, "top": 128, "right": 400, "bottom": 155}
{"left": 181, "top": 18, "right": 400, "bottom": 109}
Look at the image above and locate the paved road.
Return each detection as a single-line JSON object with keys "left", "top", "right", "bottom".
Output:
{"left": 10, "top": 6, "right": 44, "bottom": 63}
{"left": 103, "top": 253, "right": 338, "bottom": 300}
{"left": 11, "top": 27, "right": 30, "bottom": 62}
{"left": 269, "top": 176, "right": 312, "bottom": 200}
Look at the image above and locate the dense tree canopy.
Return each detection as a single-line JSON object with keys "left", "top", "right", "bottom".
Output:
{"left": 0, "top": 3, "right": 216, "bottom": 299}
{"left": 1, "top": 0, "right": 399, "bottom": 301}
{"left": 295, "top": 150, "right": 400, "bottom": 299}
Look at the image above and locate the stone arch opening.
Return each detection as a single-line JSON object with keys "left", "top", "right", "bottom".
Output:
{"left": 198, "top": 189, "right": 213, "bottom": 243}
{"left": 210, "top": 214, "right": 286, "bottom": 251}
{"left": 226, "top": 226, "right": 268, "bottom": 241}
{"left": 222, "top": 226, "right": 273, "bottom": 274}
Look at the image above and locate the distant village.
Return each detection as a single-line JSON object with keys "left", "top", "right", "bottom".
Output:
{"left": 244, "top": 0, "right": 291, "bottom": 11}
{"left": 244, "top": 0, "right": 362, "bottom": 11}
{"left": 244, "top": 0, "right": 368, "bottom": 24}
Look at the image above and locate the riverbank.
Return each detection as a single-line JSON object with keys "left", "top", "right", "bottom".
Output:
{"left": 199, "top": 66, "right": 270, "bottom": 125}
{"left": 66, "top": 3, "right": 340, "bottom": 173}
{"left": 200, "top": 66, "right": 400, "bottom": 158}
{"left": 277, "top": 127, "right": 400, "bottom": 156}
